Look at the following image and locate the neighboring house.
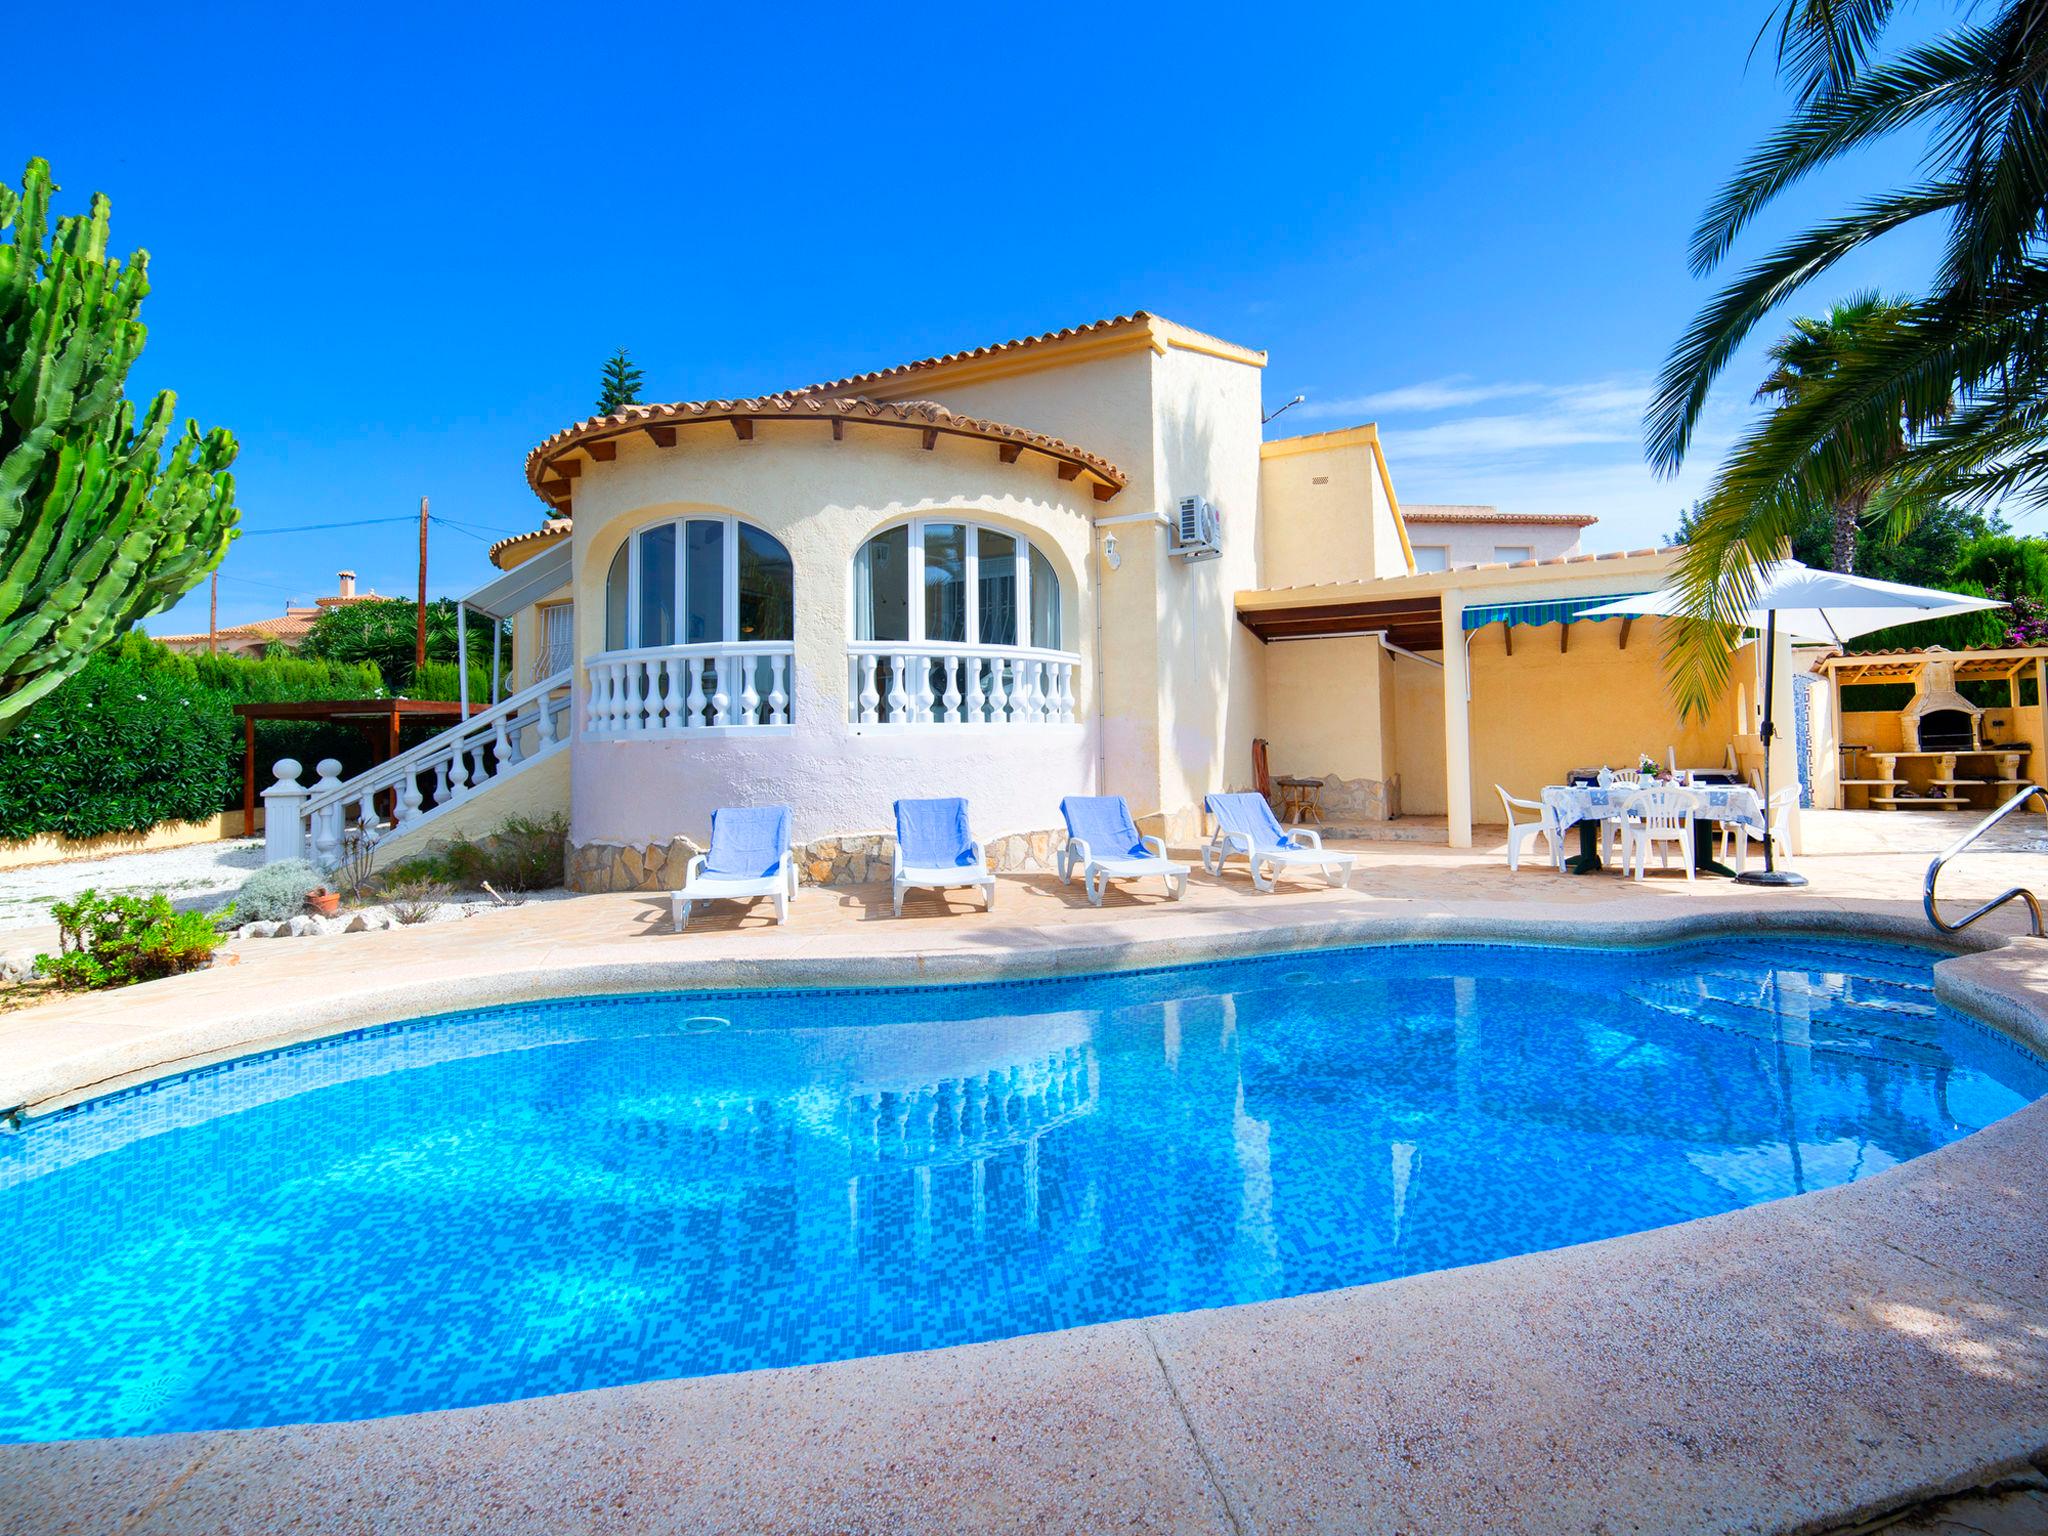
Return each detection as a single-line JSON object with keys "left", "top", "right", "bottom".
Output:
{"left": 1401, "top": 505, "right": 1594, "bottom": 572}
{"left": 155, "top": 571, "right": 385, "bottom": 657}
{"left": 282, "top": 310, "right": 1785, "bottom": 884}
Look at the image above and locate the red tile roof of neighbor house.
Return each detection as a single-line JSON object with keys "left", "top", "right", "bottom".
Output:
{"left": 1402, "top": 504, "right": 1599, "bottom": 527}
{"left": 154, "top": 580, "right": 386, "bottom": 649}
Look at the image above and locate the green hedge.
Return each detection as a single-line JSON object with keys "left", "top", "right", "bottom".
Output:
{"left": 0, "top": 655, "right": 237, "bottom": 839}
{"left": 0, "top": 637, "right": 390, "bottom": 840}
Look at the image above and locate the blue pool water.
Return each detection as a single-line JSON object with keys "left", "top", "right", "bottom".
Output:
{"left": 2, "top": 936, "right": 2043, "bottom": 1443}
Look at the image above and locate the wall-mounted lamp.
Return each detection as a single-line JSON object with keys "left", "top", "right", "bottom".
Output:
{"left": 1102, "top": 531, "right": 1121, "bottom": 571}
{"left": 1262, "top": 394, "right": 1306, "bottom": 426}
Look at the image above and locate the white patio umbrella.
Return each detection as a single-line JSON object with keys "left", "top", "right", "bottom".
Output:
{"left": 1577, "top": 562, "right": 2003, "bottom": 886}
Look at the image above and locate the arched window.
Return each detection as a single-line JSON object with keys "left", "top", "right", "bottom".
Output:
{"left": 590, "top": 515, "right": 796, "bottom": 734}
{"left": 850, "top": 519, "right": 1072, "bottom": 726}
{"left": 603, "top": 515, "right": 794, "bottom": 651}
{"left": 852, "top": 519, "right": 1062, "bottom": 650}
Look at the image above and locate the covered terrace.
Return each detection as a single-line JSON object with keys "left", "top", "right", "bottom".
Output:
{"left": 1237, "top": 548, "right": 1793, "bottom": 849}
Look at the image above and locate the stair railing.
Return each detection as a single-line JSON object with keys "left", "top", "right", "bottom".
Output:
{"left": 1923, "top": 783, "right": 2048, "bottom": 936}
{"left": 298, "top": 670, "right": 573, "bottom": 867}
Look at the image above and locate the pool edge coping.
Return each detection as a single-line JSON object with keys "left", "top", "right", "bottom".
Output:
{"left": 5, "top": 902, "right": 2048, "bottom": 1536}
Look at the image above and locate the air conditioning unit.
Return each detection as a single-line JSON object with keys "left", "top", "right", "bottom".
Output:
{"left": 1174, "top": 496, "right": 1222, "bottom": 562}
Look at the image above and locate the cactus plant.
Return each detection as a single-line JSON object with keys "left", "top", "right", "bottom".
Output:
{"left": 0, "top": 157, "right": 238, "bottom": 734}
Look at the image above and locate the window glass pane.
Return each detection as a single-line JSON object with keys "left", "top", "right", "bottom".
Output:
{"left": 1029, "top": 545, "right": 1061, "bottom": 651}
{"left": 604, "top": 542, "right": 629, "bottom": 650}
{"left": 1412, "top": 545, "right": 1449, "bottom": 572}
{"left": 924, "top": 522, "right": 966, "bottom": 644}
{"left": 977, "top": 529, "right": 1017, "bottom": 646}
{"left": 854, "top": 525, "right": 909, "bottom": 641}
{"left": 636, "top": 524, "right": 676, "bottom": 647}
{"left": 684, "top": 519, "right": 725, "bottom": 643}
{"left": 737, "top": 524, "right": 794, "bottom": 641}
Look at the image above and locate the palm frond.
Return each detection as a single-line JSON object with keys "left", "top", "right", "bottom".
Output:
{"left": 1648, "top": 184, "right": 1963, "bottom": 474}
{"left": 1692, "top": 33, "right": 1986, "bottom": 274}
{"left": 1765, "top": 0, "right": 1906, "bottom": 101}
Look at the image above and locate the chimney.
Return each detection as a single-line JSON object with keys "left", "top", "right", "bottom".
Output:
{"left": 337, "top": 570, "right": 356, "bottom": 599}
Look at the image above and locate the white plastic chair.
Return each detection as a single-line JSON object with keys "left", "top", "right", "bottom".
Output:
{"left": 1201, "top": 792, "right": 1356, "bottom": 892}
{"left": 1058, "top": 795, "right": 1189, "bottom": 905}
{"left": 1720, "top": 786, "right": 1799, "bottom": 864}
{"left": 1620, "top": 787, "right": 1697, "bottom": 882}
{"left": 892, "top": 797, "right": 996, "bottom": 916}
{"left": 671, "top": 805, "right": 798, "bottom": 931}
{"left": 1496, "top": 786, "right": 1562, "bottom": 873}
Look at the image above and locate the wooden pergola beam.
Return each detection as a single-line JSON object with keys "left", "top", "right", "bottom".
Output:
{"left": 998, "top": 443, "right": 1022, "bottom": 464}
{"left": 1618, "top": 615, "right": 1632, "bottom": 651}
{"left": 587, "top": 440, "right": 617, "bottom": 462}
{"left": 644, "top": 425, "right": 677, "bottom": 447}
{"left": 1057, "top": 463, "right": 1081, "bottom": 482}
{"left": 920, "top": 427, "right": 938, "bottom": 450}
{"left": 554, "top": 458, "right": 582, "bottom": 478}
{"left": 731, "top": 418, "right": 754, "bottom": 441}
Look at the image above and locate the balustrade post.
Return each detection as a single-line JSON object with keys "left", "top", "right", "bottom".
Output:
{"left": 740, "top": 656, "right": 761, "bottom": 725}
{"left": 262, "top": 758, "right": 310, "bottom": 865}
{"left": 308, "top": 758, "right": 345, "bottom": 867}
{"left": 769, "top": 654, "right": 790, "bottom": 726}
{"left": 685, "top": 658, "right": 708, "bottom": 729}
{"left": 885, "top": 655, "right": 908, "bottom": 723}
{"left": 859, "top": 654, "right": 881, "bottom": 724}
{"left": 941, "top": 655, "right": 962, "bottom": 723}
{"left": 711, "top": 656, "right": 732, "bottom": 727}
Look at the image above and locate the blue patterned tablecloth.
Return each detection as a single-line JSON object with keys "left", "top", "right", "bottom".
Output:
{"left": 1542, "top": 783, "right": 1765, "bottom": 835}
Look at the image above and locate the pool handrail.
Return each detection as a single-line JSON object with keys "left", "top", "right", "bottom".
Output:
{"left": 1924, "top": 783, "right": 2048, "bottom": 936}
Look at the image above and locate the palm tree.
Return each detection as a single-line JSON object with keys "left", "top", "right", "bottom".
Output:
{"left": 1645, "top": 0, "right": 2048, "bottom": 714}
{"left": 1749, "top": 292, "right": 1944, "bottom": 575}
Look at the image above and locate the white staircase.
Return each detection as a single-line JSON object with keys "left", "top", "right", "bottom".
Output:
{"left": 276, "top": 671, "right": 573, "bottom": 868}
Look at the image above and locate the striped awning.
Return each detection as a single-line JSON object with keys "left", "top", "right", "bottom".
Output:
{"left": 1460, "top": 593, "right": 1649, "bottom": 632}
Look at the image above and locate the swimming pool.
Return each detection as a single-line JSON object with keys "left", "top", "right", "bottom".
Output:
{"left": 1, "top": 935, "right": 2041, "bottom": 1443}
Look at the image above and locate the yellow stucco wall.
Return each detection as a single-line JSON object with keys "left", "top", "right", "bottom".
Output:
{"left": 1261, "top": 615, "right": 1757, "bottom": 826}
{"left": 1263, "top": 637, "right": 1391, "bottom": 784}
{"left": 1257, "top": 427, "right": 1409, "bottom": 589}
{"left": 366, "top": 746, "right": 570, "bottom": 872}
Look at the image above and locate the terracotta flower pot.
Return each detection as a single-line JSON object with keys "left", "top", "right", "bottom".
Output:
{"left": 306, "top": 889, "right": 340, "bottom": 917}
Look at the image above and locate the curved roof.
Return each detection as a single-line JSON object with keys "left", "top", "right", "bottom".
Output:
{"left": 524, "top": 394, "right": 1125, "bottom": 512}
{"left": 487, "top": 516, "right": 572, "bottom": 569}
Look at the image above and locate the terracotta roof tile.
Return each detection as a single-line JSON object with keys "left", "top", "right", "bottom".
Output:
{"left": 1403, "top": 503, "right": 1598, "bottom": 527}
{"left": 525, "top": 395, "right": 1124, "bottom": 509}
{"left": 488, "top": 517, "right": 572, "bottom": 567}
{"left": 786, "top": 313, "right": 1163, "bottom": 397}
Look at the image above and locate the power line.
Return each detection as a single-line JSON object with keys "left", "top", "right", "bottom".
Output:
{"left": 236, "top": 515, "right": 420, "bottom": 537}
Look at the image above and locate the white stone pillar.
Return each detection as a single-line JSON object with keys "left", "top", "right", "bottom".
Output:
{"left": 261, "top": 759, "right": 309, "bottom": 865}
{"left": 308, "top": 758, "right": 345, "bottom": 866}
{"left": 1441, "top": 590, "right": 1473, "bottom": 848}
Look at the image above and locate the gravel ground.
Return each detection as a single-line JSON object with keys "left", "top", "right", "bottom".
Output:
{"left": 0, "top": 839, "right": 268, "bottom": 931}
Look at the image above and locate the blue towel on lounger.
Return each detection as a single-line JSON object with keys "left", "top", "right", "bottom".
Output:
{"left": 894, "top": 798, "right": 979, "bottom": 868}
{"left": 702, "top": 805, "right": 791, "bottom": 879}
{"left": 1060, "top": 796, "right": 1149, "bottom": 860}
{"left": 1204, "top": 792, "right": 1304, "bottom": 853}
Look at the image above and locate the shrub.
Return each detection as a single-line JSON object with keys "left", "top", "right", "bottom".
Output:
{"left": 37, "top": 890, "right": 226, "bottom": 990}
{"left": 381, "top": 872, "right": 451, "bottom": 925}
{"left": 0, "top": 656, "right": 236, "bottom": 840}
{"left": 410, "top": 659, "right": 494, "bottom": 704}
{"left": 388, "top": 814, "right": 567, "bottom": 893}
{"left": 445, "top": 814, "right": 567, "bottom": 891}
{"left": 230, "top": 859, "right": 323, "bottom": 922}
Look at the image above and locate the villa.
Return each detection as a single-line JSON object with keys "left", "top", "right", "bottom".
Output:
{"left": 276, "top": 310, "right": 1791, "bottom": 884}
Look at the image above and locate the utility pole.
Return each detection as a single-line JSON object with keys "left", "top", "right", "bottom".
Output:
{"left": 208, "top": 571, "right": 218, "bottom": 656}
{"left": 416, "top": 496, "right": 429, "bottom": 675}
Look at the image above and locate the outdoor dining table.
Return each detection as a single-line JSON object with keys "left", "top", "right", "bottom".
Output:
{"left": 1541, "top": 782, "right": 1768, "bottom": 877}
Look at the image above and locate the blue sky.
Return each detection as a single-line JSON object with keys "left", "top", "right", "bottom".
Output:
{"left": 6, "top": 1, "right": 1955, "bottom": 633}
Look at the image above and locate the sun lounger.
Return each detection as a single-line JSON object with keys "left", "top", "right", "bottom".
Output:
{"left": 1201, "top": 791, "right": 1356, "bottom": 892}
{"left": 892, "top": 797, "right": 997, "bottom": 915}
{"left": 1058, "top": 795, "right": 1189, "bottom": 906}
{"left": 671, "top": 804, "right": 797, "bottom": 931}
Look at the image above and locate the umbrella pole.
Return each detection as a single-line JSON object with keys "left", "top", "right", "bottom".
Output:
{"left": 1735, "top": 608, "right": 1807, "bottom": 887}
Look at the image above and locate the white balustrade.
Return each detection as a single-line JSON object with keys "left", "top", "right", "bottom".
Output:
{"left": 845, "top": 644, "right": 1081, "bottom": 726}
{"left": 582, "top": 643, "right": 796, "bottom": 737}
{"left": 280, "top": 671, "right": 575, "bottom": 869}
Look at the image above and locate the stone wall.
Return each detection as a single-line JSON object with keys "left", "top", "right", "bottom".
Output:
{"left": 567, "top": 828, "right": 1065, "bottom": 893}
{"left": 1304, "top": 773, "right": 1401, "bottom": 824}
